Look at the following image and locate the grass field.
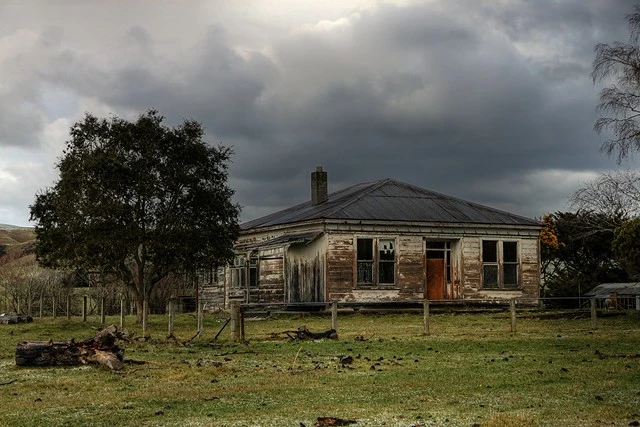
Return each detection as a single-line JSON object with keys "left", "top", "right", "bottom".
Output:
{"left": 0, "top": 309, "right": 639, "bottom": 426}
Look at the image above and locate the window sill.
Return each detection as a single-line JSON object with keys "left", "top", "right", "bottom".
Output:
{"left": 356, "top": 285, "right": 400, "bottom": 290}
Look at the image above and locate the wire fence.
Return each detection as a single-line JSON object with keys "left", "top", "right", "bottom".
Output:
{"left": 2, "top": 295, "right": 638, "bottom": 341}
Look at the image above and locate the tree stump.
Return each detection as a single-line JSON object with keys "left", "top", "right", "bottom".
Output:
{"left": 15, "top": 324, "right": 126, "bottom": 371}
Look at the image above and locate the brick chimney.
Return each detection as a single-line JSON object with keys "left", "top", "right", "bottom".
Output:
{"left": 311, "top": 166, "right": 328, "bottom": 206}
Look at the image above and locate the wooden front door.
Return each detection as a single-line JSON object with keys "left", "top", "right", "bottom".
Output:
{"left": 426, "top": 258, "right": 445, "bottom": 300}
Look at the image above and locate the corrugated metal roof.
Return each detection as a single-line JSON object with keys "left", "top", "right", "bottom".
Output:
{"left": 241, "top": 178, "right": 541, "bottom": 230}
{"left": 584, "top": 283, "right": 640, "bottom": 297}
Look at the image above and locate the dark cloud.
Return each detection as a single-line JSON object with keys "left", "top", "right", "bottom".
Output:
{"left": 1, "top": 0, "right": 638, "bottom": 226}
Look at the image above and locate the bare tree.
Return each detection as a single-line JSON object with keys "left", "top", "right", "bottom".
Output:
{"left": 592, "top": 8, "right": 640, "bottom": 161}
{"left": 569, "top": 169, "right": 640, "bottom": 235}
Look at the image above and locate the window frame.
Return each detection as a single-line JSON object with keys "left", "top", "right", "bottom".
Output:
{"left": 481, "top": 240, "right": 520, "bottom": 289}
{"left": 356, "top": 237, "right": 397, "bottom": 288}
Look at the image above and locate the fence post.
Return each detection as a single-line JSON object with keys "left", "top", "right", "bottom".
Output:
{"left": 100, "top": 297, "right": 105, "bottom": 324}
{"left": 120, "top": 297, "right": 125, "bottom": 329}
{"left": 240, "top": 305, "right": 245, "bottom": 341}
{"left": 591, "top": 296, "right": 597, "bottom": 330}
{"left": 197, "top": 301, "right": 204, "bottom": 334}
{"left": 331, "top": 301, "right": 338, "bottom": 332}
{"left": 230, "top": 301, "right": 240, "bottom": 342}
{"left": 82, "top": 295, "right": 87, "bottom": 322}
{"left": 52, "top": 296, "right": 57, "bottom": 319}
{"left": 66, "top": 295, "right": 71, "bottom": 319}
{"left": 510, "top": 298, "right": 517, "bottom": 333}
{"left": 142, "top": 298, "right": 148, "bottom": 337}
{"left": 168, "top": 298, "right": 175, "bottom": 336}
{"left": 636, "top": 296, "right": 640, "bottom": 311}
{"left": 423, "top": 299, "right": 430, "bottom": 336}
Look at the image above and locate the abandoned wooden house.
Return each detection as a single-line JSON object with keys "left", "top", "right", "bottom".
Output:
{"left": 200, "top": 167, "right": 542, "bottom": 309}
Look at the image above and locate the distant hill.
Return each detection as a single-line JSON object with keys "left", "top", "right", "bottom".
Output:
{"left": 0, "top": 227, "right": 36, "bottom": 267}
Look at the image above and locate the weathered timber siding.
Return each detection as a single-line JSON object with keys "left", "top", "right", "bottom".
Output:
{"left": 396, "top": 235, "right": 424, "bottom": 298}
{"left": 286, "top": 235, "right": 327, "bottom": 303}
{"left": 519, "top": 238, "right": 540, "bottom": 298}
{"left": 198, "top": 268, "right": 226, "bottom": 312}
{"left": 257, "top": 248, "right": 285, "bottom": 304}
{"left": 461, "top": 237, "right": 482, "bottom": 296}
{"left": 234, "top": 221, "right": 541, "bottom": 305}
{"left": 326, "top": 233, "right": 355, "bottom": 301}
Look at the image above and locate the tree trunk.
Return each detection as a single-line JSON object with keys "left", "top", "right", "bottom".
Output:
{"left": 15, "top": 324, "right": 126, "bottom": 371}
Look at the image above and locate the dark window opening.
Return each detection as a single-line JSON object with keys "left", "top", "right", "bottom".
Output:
{"left": 482, "top": 240, "right": 498, "bottom": 263}
{"left": 357, "top": 238, "right": 374, "bottom": 286}
{"left": 249, "top": 257, "right": 259, "bottom": 288}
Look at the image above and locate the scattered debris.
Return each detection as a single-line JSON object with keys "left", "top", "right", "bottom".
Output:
{"left": 339, "top": 355, "right": 353, "bottom": 365}
{"left": 272, "top": 327, "right": 338, "bottom": 341}
{"left": 314, "top": 417, "right": 357, "bottom": 426}
{"left": 15, "top": 324, "right": 128, "bottom": 371}
{"left": 0, "top": 314, "right": 32, "bottom": 324}
{"left": 595, "top": 349, "right": 640, "bottom": 359}
{"left": 354, "top": 333, "right": 375, "bottom": 341}
{"left": 0, "top": 379, "right": 17, "bottom": 386}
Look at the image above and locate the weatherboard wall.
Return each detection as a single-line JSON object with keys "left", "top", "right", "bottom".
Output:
{"left": 201, "top": 220, "right": 541, "bottom": 309}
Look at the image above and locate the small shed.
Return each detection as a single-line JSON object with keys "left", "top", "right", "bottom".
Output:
{"left": 584, "top": 283, "right": 640, "bottom": 310}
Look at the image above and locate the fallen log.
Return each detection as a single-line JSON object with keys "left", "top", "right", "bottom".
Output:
{"left": 16, "top": 324, "right": 126, "bottom": 371}
{"left": 0, "top": 314, "right": 33, "bottom": 324}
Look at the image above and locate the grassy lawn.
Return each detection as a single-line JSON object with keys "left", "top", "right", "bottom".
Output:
{"left": 0, "top": 309, "right": 639, "bottom": 426}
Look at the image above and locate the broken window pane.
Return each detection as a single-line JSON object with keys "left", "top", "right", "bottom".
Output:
{"left": 482, "top": 241, "right": 497, "bottom": 263}
{"left": 378, "top": 239, "right": 395, "bottom": 284}
{"left": 379, "top": 239, "right": 395, "bottom": 261}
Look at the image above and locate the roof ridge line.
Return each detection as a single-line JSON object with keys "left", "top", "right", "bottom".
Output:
{"left": 323, "top": 178, "right": 391, "bottom": 218}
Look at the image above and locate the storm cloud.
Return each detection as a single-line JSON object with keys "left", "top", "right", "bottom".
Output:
{"left": 0, "top": 0, "right": 636, "bottom": 226}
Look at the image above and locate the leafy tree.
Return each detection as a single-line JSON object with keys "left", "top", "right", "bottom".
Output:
{"left": 539, "top": 213, "right": 561, "bottom": 297}
{"left": 30, "top": 111, "right": 240, "bottom": 323}
{"left": 543, "top": 211, "right": 629, "bottom": 301}
{"left": 592, "top": 7, "right": 640, "bottom": 161}
{"left": 612, "top": 217, "right": 640, "bottom": 279}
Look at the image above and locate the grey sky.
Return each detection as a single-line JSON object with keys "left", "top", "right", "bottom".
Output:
{"left": 0, "top": 0, "right": 637, "bottom": 226}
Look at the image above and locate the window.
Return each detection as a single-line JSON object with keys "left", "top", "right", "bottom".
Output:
{"left": 378, "top": 239, "right": 395, "bottom": 284}
{"left": 357, "top": 237, "right": 396, "bottom": 287}
{"left": 482, "top": 240, "right": 519, "bottom": 289}
{"left": 231, "top": 256, "right": 246, "bottom": 289}
{"left": 503, "top": 242, "right": 518, "bottom": 288}
{"left": 357, "top": 238, "right": 374, "bottom": 285}
{"left": 248, "top": 257, "right": 259, "bottom": 288}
